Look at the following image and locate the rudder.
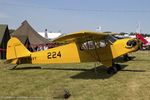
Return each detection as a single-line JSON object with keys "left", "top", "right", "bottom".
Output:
{"left": 6, "top": 37, "right": 31, "bottom": 63}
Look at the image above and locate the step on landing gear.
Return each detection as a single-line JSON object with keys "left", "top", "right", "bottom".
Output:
{"left": 107, "top": 64, "right": 121, "bottom": 74}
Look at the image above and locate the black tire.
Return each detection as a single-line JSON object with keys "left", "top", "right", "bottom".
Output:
{"left": 123, "top": 54, "right": 130, "bottom": 61}
{"left": 115, "top": 64, "right": 121, "bottom": 71}
{"left": 107, "top": 67, "right": 117, "bottom": 74}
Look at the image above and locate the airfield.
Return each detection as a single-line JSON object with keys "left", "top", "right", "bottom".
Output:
{"left": 0, "top": 51, "right": 150, "bottom": 100}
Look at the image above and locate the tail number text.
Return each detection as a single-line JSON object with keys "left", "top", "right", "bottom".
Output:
{"left": 47, "top": 51, "right": 61, "bottom": 59}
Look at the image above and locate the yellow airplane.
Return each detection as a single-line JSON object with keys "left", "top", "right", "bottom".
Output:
{"left": 6, "top": 31, "right": 139, "bottom": 74}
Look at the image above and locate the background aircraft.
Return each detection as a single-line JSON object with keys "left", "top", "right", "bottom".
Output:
{"left": 6, "top": 31, "right": 140, "bottom": 74}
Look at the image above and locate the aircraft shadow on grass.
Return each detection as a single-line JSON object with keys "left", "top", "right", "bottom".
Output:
{"left": 70, "top": 65, "right": 127, "bottom": 79}
{"left": 120, "top": 69, "right": 146, "bottom": 72}
{"left": 70, "top": 65, "right": 146, "bottom": 79}
{"left": 114, "top": 56, "right": 136, "bottom": 63}
{"left": 10, "top": 66, "right": 42, "bottom": 70}
{"left": 3, "top": 63, "right": 41, "bottom": 70}
{"left": 10, "top": 64, "right": 146, "bottom": 79}
{"left": 10, "top": 65, "right": 117, "bottom": 79}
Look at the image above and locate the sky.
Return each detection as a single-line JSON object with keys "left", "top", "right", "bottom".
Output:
{"left": 0, "top": 0, "right": 150, "bottom": 34}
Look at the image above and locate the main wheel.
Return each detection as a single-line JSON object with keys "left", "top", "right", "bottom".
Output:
{"left": 107, "top": 67, "right": 117, "bottom": 74}
{"left": 123, "top": 54, "right": 131, "bottom": 61}
{"left": 115, "top": 64, "right": 121, "bottom": 71}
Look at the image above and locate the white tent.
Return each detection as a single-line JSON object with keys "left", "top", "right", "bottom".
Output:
{"left": 38, "top": 32, "right": 62, "bottom": 39}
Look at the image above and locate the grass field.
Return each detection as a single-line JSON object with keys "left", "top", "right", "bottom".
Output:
{"left": 0, "top": 51, "right": 150, "bottom": 100}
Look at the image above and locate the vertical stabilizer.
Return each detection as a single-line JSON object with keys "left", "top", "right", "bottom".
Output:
{"left": 6, "top": 37, "right": 31, "bottom": 61}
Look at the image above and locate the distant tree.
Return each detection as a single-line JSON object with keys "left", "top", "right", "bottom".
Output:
{"left": 129, "top": 32, "right": 136, "bottom": 35}
{"left": 9, "top": 29, "right": 15, "bottom": 34}
{"left": 129, "top": 32, "right": 150, "bottom": 37}
{"left": 119, "top": 32, "right": 128, "bottom": 35}
{"left": 103, "top": 31, "right": 112, "bottom": 33}
{"left": 143, "top": 34, "right": 150, "bottom": 37}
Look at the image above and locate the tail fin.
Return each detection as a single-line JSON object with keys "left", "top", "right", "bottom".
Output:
{"left": 6, "top": 37, "right": 31, "bottom": 63}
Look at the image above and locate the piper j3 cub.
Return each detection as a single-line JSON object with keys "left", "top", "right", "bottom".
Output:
{"left": 6, "top": 31, "right": 139, "bottom": 74}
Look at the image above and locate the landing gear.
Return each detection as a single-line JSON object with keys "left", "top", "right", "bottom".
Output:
{"left": 107, "top": 64, "right": 121, "bottom": 74}
{"left": 115, "top": 64, "right": 121, "bottom": 71}
{"left": 107, "top": 66, "right": 117, "bottom": 74}
{"left": 11, "top": 64, "right": 18, "bottom": 70}
{"left": 123, "top": 54, "right": 131, "bottom": 61}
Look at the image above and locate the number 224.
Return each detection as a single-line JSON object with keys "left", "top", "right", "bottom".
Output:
{"left": 47, "top": 51, "right": 61, "bottom": 59}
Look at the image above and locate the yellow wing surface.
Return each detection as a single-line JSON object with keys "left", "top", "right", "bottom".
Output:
{"left": 53, "top": 31, "right": 115, "bottom": 42}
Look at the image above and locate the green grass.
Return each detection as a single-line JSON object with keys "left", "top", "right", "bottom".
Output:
{"left": 0, "top": 51, "right": 150, "bottom": 100}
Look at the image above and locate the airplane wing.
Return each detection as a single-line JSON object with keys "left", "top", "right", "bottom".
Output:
{"left": 53, "top": 31, "right": 115, "bottom": 42}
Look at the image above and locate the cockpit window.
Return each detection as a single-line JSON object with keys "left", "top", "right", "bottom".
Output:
{"left": 106, "top": 35, "right": 117, "bottom": 43}
{"left": 80, "top": 39, "right": 108, "bottom": 50}
{"left": 80, "top": 41, "right": 95, "bottom": 50}
{"left": 99, "top": 40, "right": 107, "bottom": 48}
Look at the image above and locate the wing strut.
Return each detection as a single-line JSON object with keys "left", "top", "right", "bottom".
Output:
{"left": 92, "top": 37, "right": 102, "bottom": 62}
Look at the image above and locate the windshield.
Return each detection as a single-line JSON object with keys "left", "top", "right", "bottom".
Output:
{"left": 106, "top": 35, "right": 117, "bottom": 43}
